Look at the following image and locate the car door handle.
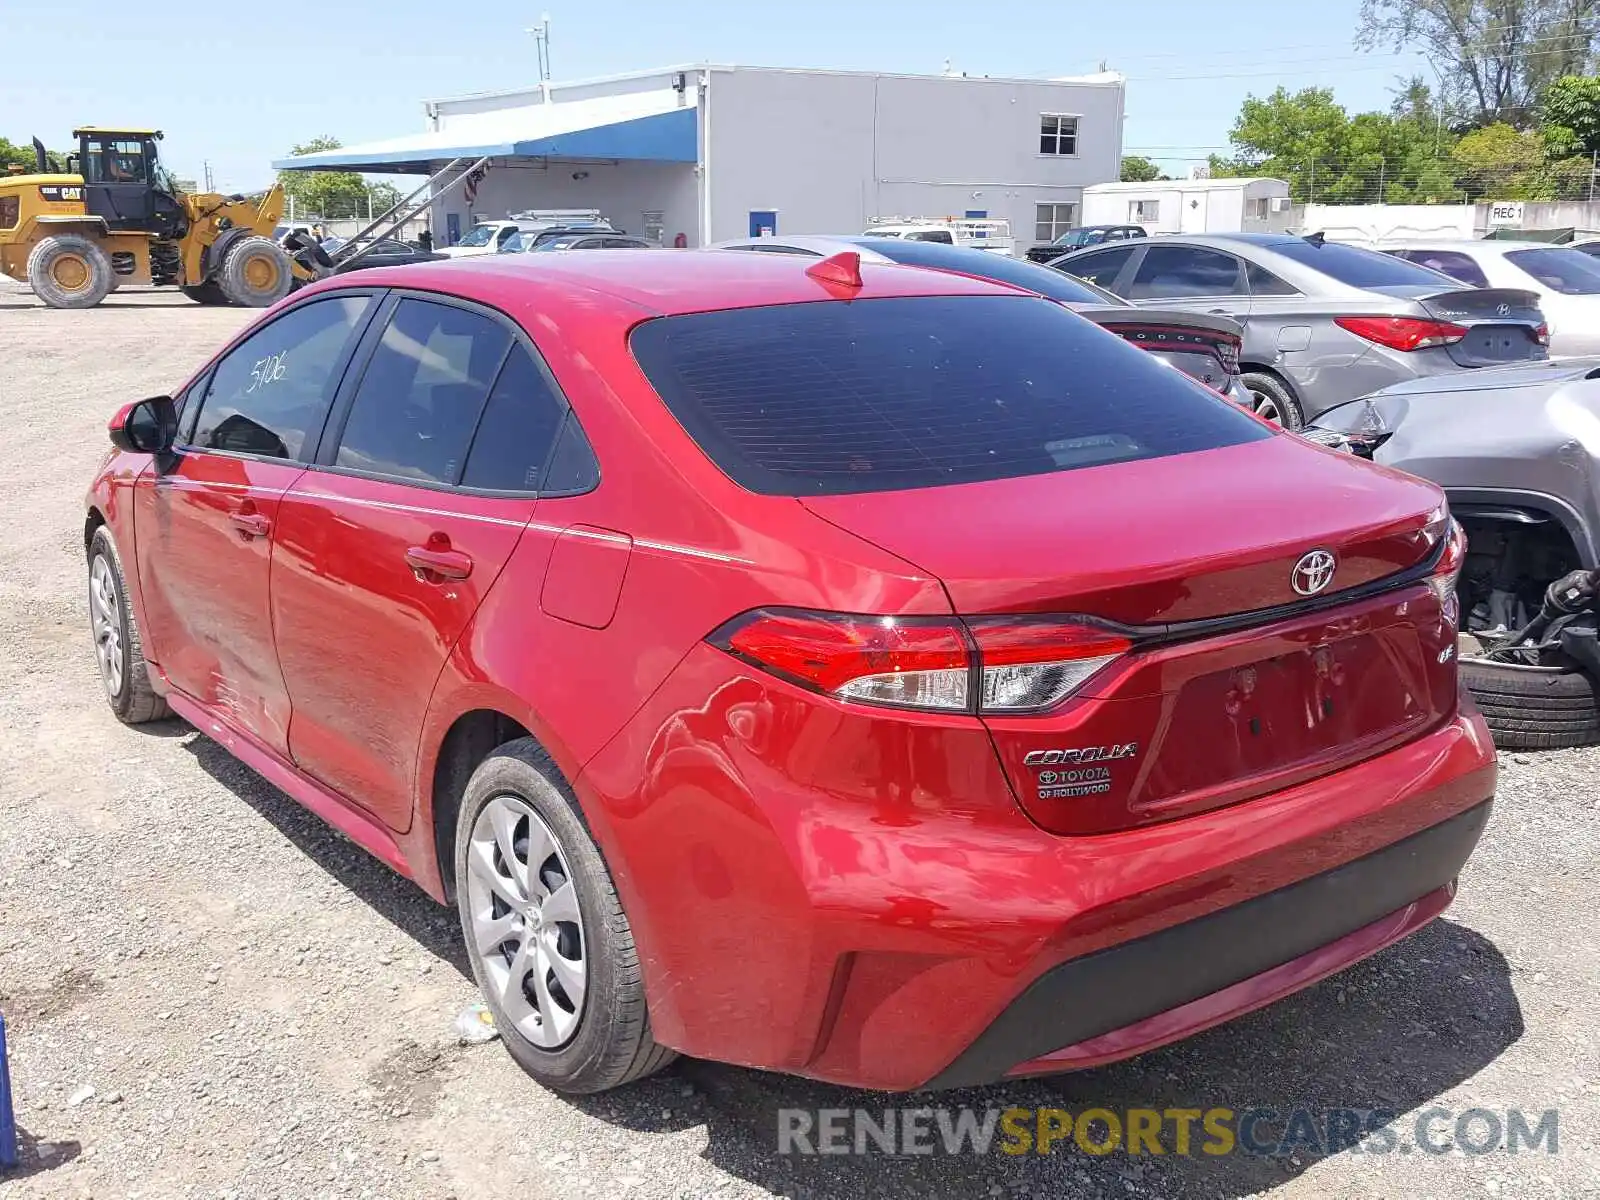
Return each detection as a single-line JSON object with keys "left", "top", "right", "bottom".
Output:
{"left": 405, "top": 545, "right": 473, "bottom": 581}
{"left": 229, "top": 511, "right": 272, "bottom": 539}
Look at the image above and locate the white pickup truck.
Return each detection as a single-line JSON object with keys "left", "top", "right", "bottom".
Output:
{"left": 861, "top": 217, "right": 1016, "bottom": 256}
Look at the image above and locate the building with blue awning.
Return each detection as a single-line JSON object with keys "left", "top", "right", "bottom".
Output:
{"left": 272, "top": 64, "right": 1125, "bottom": 249}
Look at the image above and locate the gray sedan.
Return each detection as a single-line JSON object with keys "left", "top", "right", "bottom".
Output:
{"left": 1051, "top": 232, "right": 1549, "bottom": 429}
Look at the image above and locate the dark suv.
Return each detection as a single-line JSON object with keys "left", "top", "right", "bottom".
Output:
{"left": 1026, "top": 224, "right": 1147, "bottom": 263}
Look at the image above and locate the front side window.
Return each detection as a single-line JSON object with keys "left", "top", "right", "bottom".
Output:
{"left": 1064, "top": 244, "right": 1136, "bottom": 291}
{"left": 1035, "top": 203, "right": 1078, "bottom": 244}
{"left": 334, "top": 299, "right": 512, "bottom": 484}
{"left": 631, "top": 296, "right": 1267, "bottom": 497}
{"left": 1127, "top": 245, "right": 1244, "bottom": 299}
{"left": 1504, "top": 247, "right": 1600, "bottom": 295}
{"left": 1040, "top": 114, "right": 1079, "bottom": 156}
{"left": 190, "top": 296, "right": 371, "bottom": 460}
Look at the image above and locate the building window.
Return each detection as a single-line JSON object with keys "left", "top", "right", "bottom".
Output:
{"left": 1035, "top": 203, "right": 1077, "bottom": 243}
{"left": 1130, "top": 199, "right": 1160, "bottom": 223}
{"left": 1244, "top": 197, "right": 1270, "bottom": 221}
{"left": 1040, "top": 115, "right": 1079, "bottom": 156}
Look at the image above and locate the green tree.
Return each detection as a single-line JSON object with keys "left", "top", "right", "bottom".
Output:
{"left": 1542, "top": 74, "right": 1600, "bottom": 156}
{"left": 1453, "top": 122, "right": 1550, "bottom": 196}
{"left": 1358, "top": 0, "right": 1600, "bottom": 128}
{"left": 276, "top": 136, "right": 395, "bottom": 219}
{"left": 1120, "top": 155, "right": 1166, "bottom": 182}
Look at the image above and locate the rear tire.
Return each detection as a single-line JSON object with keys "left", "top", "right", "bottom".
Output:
{"left": 1240, "top": 371, "right": 1304, "bottom": 430}
{"left": 1461, "top": 656, "right": 1600, "bottom": 750}
{"left": 217, "top": 236, "right": 293, "bottom": 307}
{"left": 27, "top": 234, "right": 114, "bottom": 309}
{"left": 181, "top": 282, "right": 231, "bottom": 305}
{"left": 88, "top": 526, "right": 171, "bottom": 724}
{"left": 454, "top": 738, "right": 675, "bottom": 1093}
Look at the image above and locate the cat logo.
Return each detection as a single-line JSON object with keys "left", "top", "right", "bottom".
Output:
{"left": 38, "top": 186, "right": 83, "bottom": 203}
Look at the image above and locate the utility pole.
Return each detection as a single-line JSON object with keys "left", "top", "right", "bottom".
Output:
{"left": 203, "top": 160, "right": 214, "bottom": 192}
{"left": 525, "top": 14, "right": 552, "bottom": 81}
{"left": 1377, "top": 157, "right": 1386, "bottom": 204}
{"left": 1590, "top": 150, "right": 1597, "bottom": 203}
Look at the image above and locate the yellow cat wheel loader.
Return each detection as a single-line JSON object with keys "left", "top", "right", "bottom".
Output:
{"left": 0, "top": 129, "right": 319, "bottom": 309}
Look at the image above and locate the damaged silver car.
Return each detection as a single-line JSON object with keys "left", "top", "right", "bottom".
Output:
{"left": 1305, "top": 359, "right": 1600, "bottom": 749}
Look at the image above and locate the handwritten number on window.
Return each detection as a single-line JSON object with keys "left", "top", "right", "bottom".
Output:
{"left": 247, "top": 351, "right": 289, "bottom": 394}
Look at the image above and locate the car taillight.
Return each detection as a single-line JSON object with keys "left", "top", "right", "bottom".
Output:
{"left": 1421, "top": 506, "right": 1467, "bottom": 625}
{"left": 711, "top": 609, "right": 1131, "bottom": 715}
{"left": 1535, "top": 323, "right": 1551, "bottom": 346}
{"left": 1334, "top": 315, "right": 1468, "bottom": 351}
{"left": 1216, "top": 333, "right": 1242, "bottom": 374}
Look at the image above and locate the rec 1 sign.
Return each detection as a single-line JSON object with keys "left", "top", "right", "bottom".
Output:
{"left": 1488, "top": 201, "right": 1525, "bottom": 227}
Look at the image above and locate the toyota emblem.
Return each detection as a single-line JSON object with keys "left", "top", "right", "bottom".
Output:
{"left": 1496, "top": 302, "right": 1511, "bottom": 316}
{"left": 1292, "top": 549, "right": 1337, "bottom": 596}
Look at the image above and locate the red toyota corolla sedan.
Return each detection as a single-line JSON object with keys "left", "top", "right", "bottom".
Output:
{"left": 84, "top": 249, "right": 1495, "bottom": 1094}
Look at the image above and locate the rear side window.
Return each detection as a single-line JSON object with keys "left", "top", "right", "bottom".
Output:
{"left": 192, "top": 295, "right": 370, "bottom": 460}
{"left": 460, "top": 345, "right": 568, "bottom": 491}
{"left": 1396, "top": 249, "right": 1490, "bottom": 289}
{"left": 1063, "top": 245, "right": 1135, "bottom": 291}
{"left": 1246, "top": 261, "right": 1300, "bottom": 296}
{"left": 334, "top": 299, "right": 511, "bottom": 484}
{"left": 1505, "top": 247, "right": 1600, "bottom": 295}
{"left": 1262, "top": 239, "right": 1456, "bottom": 288}
{"left": 1128, "top": 246, "right": 1244, "bottom": 299}
{"left": 630, "top": 295, "right": 1269, "bottom": 496}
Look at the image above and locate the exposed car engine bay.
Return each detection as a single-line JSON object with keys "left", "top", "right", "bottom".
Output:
{"left": 1453, "top": 513, "right": 1600, "bottom": 675}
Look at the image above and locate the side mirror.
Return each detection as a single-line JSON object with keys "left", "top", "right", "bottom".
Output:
{"left": 108, "top": 396, "right": 177, "bottom": 455}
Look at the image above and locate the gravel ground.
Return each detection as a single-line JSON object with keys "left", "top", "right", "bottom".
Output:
{"left": 0, "top": 283, "right": 1597, "bottom": 1200}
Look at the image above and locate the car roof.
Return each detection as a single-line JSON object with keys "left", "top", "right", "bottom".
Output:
{"left": 1380, "top": 238, "right": 1558, "bottom": 253}
{"left": 304, "top": 247, "right": 1027, "bottom": 317}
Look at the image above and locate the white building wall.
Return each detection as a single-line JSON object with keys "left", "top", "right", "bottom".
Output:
{"left": 705, "top": 67, "right": 1123, "bottom": 245}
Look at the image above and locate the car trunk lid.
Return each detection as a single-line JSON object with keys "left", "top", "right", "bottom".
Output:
{"left": 1071, "top": 305, "right": 1241, "bottom": 395}
{"left": 802, "top": 435, "right": 1459, "bottom": 834}
{"left": 1374, "top": 285, "right": 1547, "bottom": 367}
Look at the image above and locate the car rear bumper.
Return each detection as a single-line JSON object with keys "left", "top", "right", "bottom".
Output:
{"left": 581, "top": 652, "right": 1498, "bottom": 1091}
{"left": 926, "top": 798, "right": 1488, "bottom": 1088}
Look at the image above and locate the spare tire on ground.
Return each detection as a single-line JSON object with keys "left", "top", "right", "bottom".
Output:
{"left": 1461, "top": 656, "right": 1600, "bottom": 750}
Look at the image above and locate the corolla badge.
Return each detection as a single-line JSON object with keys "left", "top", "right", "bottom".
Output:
{"left": 1292, "top": 549, "right": 1338, "bottom": 596}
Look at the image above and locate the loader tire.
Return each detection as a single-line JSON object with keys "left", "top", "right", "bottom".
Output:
{"left": 181, "top": 282, "right": 231, "bottom": 306}
{"left": 27, "top": 234, "right": 113, "bottom": 309}
{"left": 1461, "top": 656, "right": 1600, "bottom": 751}
{"left": 217, "top": 236, "right": 293, "bottom": 308}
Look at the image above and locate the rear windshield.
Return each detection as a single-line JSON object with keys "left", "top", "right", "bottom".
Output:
{"left": 630, "top": 296, "right": 1269, "bottom": 496}
{"left": 867, "top": 240, "right": 1115, "bottom": 304}
{"left": 1263, "top": 239, "right": 1457, "bottom": 288}
{"left": 1505, "top": 247, "right": 1600, "bottom": 295}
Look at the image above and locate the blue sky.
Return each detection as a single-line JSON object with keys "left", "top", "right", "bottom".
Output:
{"left": 3, "top": 0, "right": 1429, "bottom": 190}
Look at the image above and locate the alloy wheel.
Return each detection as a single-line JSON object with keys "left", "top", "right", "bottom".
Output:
{"left": 465, "top": 795, "right": 587, "bottom": 1047}
{"left": 90, "top": 554, "right": 124, "bottom": 698}
{"left": 1249, "top": 387, "right": 1285, "bottom": 427}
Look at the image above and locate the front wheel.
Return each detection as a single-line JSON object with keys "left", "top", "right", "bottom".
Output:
{"left": 88, "top": 526, "right": 171, "bottom": 724}
{"left": 454, "top": 739, "right": 675, "bottom": 1093}
{"left": 181, "top": 281, "right": 231, "bottom": 305}
{"left": 217, "top": 236, "right": 294, "bottom": 307}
